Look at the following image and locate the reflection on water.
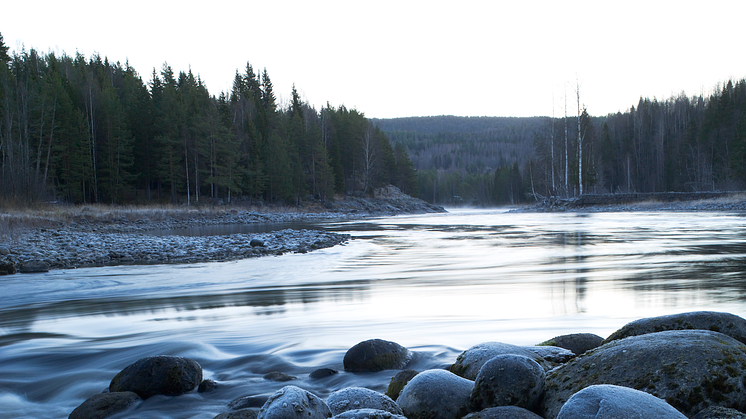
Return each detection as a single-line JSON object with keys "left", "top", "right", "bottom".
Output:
{"left": 1, "top": 209, "right": 746, "bottom": 418}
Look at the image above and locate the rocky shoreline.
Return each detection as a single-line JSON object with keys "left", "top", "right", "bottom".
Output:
{"left": 514, "top": 192, "right": 746, "bottom": 213}
{"left": 0, "top": 186, "right": 446, "bottom": 274}
{"left": 69, "top": 311, "right": 746, "bottom": 419}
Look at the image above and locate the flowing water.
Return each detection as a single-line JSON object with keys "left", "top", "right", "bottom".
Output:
{"left": 1, "top": 209, "right": 746, "bottom": 418}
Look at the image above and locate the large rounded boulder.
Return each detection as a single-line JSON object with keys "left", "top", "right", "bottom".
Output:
{"left": 258, "top": 385, "right": 331, "bottom": 419}
{"left": 543, "top": 330, "right": 746, "bottom": 418}
{"left": 604, "top": 311, "right": 746, "bottom": 344}
{"left": 556, "top": 384, "right": 687, "bottom": 419}
{"left": 469, "top": 354, "right": 545, "bottom": 413}
{"left": 396, "top": 369, "right": 474, "bottom": 419}
{"left": 69, "top": 391, "right": 141, "bottom": 419}
{"left": 538, "top": 333, "right": 604, "bottom": 355}
{"left": 332, "top": 409, "right": 407, "bottom": 419}
{"left": 343, "top": 339, "right": 411, "bottom": 372}
{"left": 109, "top": 355, "right": 202, "bottom": 399}
{"left": 450, "top": 342, "right": 548, "bottom": 380}
{"left": 326, "top": 387, "right": 402, "bottom": 416}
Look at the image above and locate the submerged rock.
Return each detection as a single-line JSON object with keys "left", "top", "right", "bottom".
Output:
{"left": 258, "top": 385, "right": 331, "bottom": 419}
{"left": 309, "top": 368, "right": 338, "bottom": 379}
{"left": 604, "top": 311, "right": 746, "bottom": 345}
{"left": 543, "top": 330, "right": 746, "bottom": 418}
{"left": 19, "top": 260, "right": 49, "bottom": 273}
{"left": 470, "top": 354, "right": 545, "bottom": 413}
{"left": 450, "top": 342, "right": 548, "bottom": 380}
{"left": 109, "top": 355, "right": 202, "bottom": 399}
{"left": 326, "top": 387, "right": 402, "bottom": 416}
{"left": 397, "top": 369, "right": 474, "bottom": 419}
{"left": 538, "top": 333, "right": 604, "bottom": 355}
{"left": 556, "top": 384, "right": 687, "bottom": 419}
{"left": 343, "top": 339, "right": 411, "bottom": 372}
{"left": 68, "top": 391, "right": 141, "bottom": 419}
{"left": 263, "top": 371, "right": 297, "bottom": 382}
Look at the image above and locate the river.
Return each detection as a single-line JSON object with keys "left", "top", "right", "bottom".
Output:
{"left": 1, "top": 209, "right": 745, "bottom": 418}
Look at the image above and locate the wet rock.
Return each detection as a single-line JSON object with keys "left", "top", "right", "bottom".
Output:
{"left": 0, "top": 245, "right": 10, "bottom": 255}
{"left": 543, "top": 330, "right": 746, "bottom": 418}
{"left": 19, "top": 260, "right": 49, "bottom": 273}
{"left": 214, "top": 409, "right": 259, "bottom": 419}
{"left": 250, "top": 239, "right": 265, "bottom": 247}
{"left": 604, "top": 311, "right": 746, "bottom": 345}
{"left": 263, "top": 371, "right": 297, "bottom": 382}
{"left": 326, "top": 387, "right": 402, "bottom": 416}
{"left": 450, "top": 342, "right": 548, "bottom": 380}
{"left": 470, "top": 354, "right": 545, "bottom": 412}
{"left": 692, "top": 406, "right": 746, "bottom": 419}
{"left": 257, "top": 385, "right": 331, "bottom": 419}
{"left": 538, "top": 333, "right": 604, "bottom": 355}
{"left": 385, "top": 370, "right": 418, "bottom": 401}
{"left": 523, "top": 345, "right": 574, "bottom": 363}
{"left": 309, "top": 368, "right": 338, "bottom": 379}
{"left": 68, "top": 391, "right": 141, "bottom": 419}
{"left": 199, "top": 379, "right": 219, "bottom": 392}
{"left": 343, "top": 339, "right": 411, "bottom": 372}
{"left": 0, "top": 259, "right": 16, "bottom": 275}
{"left": 397, "top": 369, "right": 474, "bottom": 419}
{"left": 556, "top": 384, "right": 687, "bottom": 419}
{"left": 463, "top": 406, "right": 543, "bottom": 419}
{"left": 332, "top": 408, "right": 407, "bottom": 419}
{"left": 109, "top": 355, "right": 202, "bottom": 399}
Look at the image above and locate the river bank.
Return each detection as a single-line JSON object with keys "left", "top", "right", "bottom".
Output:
{"left": 0, "top": 186, "right": 446, "bottom": 274}
{"left": 514, "top": 192, "right": 746, "bottom": 213}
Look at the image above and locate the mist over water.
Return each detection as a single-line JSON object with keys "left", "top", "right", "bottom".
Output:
{"left": 1, "top": 209, "right": 745, "bottom": 418}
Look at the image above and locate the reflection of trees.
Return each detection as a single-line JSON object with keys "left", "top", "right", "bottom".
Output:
{"left": 0, "top": 280, "right": 372, "bottom": 334}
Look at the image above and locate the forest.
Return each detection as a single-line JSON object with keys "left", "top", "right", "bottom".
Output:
{"left": 375, "top": 81, "right": 746, "bottom": 206}
{"left": 0, "top": 33, "right": 416, "bottom": 207}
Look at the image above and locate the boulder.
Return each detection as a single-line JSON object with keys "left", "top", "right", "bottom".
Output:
{"left": 109, "top": 355, "right": 202, "bottom": 399}
{"left": 19, "top": 260, "right": 49, "bottom": 273}
{"left": 556, "top": 384, "right": 687, "bottom": 419}
{"left": 258, "top": 386, "right": 331, "bottom": 419}
{"left": 523, "top": 345, "right": 574, "bottom": 363}
{"left": 0, "top": 245, "right": 10, "bottom": 255}
{"left": 0, "top": 259, "right": 16, "bottom": 275}
{"left": 462, "top": 406, "right": 543, "bottom": 419}
{"left": 538, "top": 333, "right": 604, "bottom": 355}
{"left": 68, "top": 391, "right": 141, "bottom": 419}
{"left": 230, "top": 395, "right": 270, "bottom": 409}
{"left": 331, "top": 409, "right": 407, "bottom": 419}
{"left": 199, "top": 379, "right": 219, "bottom": 392}
{"left": 326, "top": 387, "right": 402, "bottom": 416}
{"left": 309, "top": 368, "right": 338, "bottom": 379}
{"left": 250, "top": 239, "right": 265, "bottom": 247}
{"left": 450, "top": 342, "right": 548, "bottom": 380}
{"left": 543, "top": 330, "right": 746, "bottom": 418}
{"left": 396, "top": 369, "right": 474, "bottom": 419}
{"left": 692, "top": 406, "right": 746, "bottom": 419}
{"left": 385, "top": 370, "right": 418, "bottom": 401}
{"left": 343, "top": 339, "right": 411, "bottom": 372}
{"left": 604, "top": 311, "right": 746, "bottom": 345}
{"left": 469, "top": 354, "right": 545, "bottom": 413}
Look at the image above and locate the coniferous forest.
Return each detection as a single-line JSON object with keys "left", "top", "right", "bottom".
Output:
{"left": 376, "top": 81, "right": 746, "bottom": 206}
{"left": 0, "top": 34, "right": 416, "bottom": 207}
{"left": 2, "top": 32, "right": 745, "bottom": 208}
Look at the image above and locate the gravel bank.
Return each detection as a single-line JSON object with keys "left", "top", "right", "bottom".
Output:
{"left": 514, "top": 193, "right": 746, "bottom": 213}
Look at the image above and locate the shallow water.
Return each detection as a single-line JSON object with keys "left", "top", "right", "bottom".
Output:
{"left": 1, "top": 209, "right": 746, "bottom": 418}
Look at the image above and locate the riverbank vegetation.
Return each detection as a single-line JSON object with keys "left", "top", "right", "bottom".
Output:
{"left": 376, "top": 80, "right": 746, "bottom": 206}
{"left": 0, "top": 33, "right": 417, "bottom": 208}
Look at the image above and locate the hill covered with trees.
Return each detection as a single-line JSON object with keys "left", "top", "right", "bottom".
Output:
{"left": 375, "top": 81, "right": 746, "bottom": 206}
{"left": 0, "top": 33, "right": 416, "bottom": 207}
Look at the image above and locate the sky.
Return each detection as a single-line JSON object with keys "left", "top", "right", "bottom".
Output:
{"left": 2, "top": 1, "right": 745, "bottom": 119}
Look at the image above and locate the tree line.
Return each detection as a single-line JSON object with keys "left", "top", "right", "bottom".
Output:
{"left": 0, "top": 33, "right": 416, "bottom": 206}
{"left": 375, "top": 80, "right": 746, "bottom": 206}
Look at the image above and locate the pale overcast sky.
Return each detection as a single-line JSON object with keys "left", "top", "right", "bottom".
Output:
{"left": 2, "top": 1, "right": 744, "bottom": 118}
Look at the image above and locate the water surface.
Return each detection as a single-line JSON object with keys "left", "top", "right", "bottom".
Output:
{"left": 1, "top": 209, "right": 745, "bottom": 418}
